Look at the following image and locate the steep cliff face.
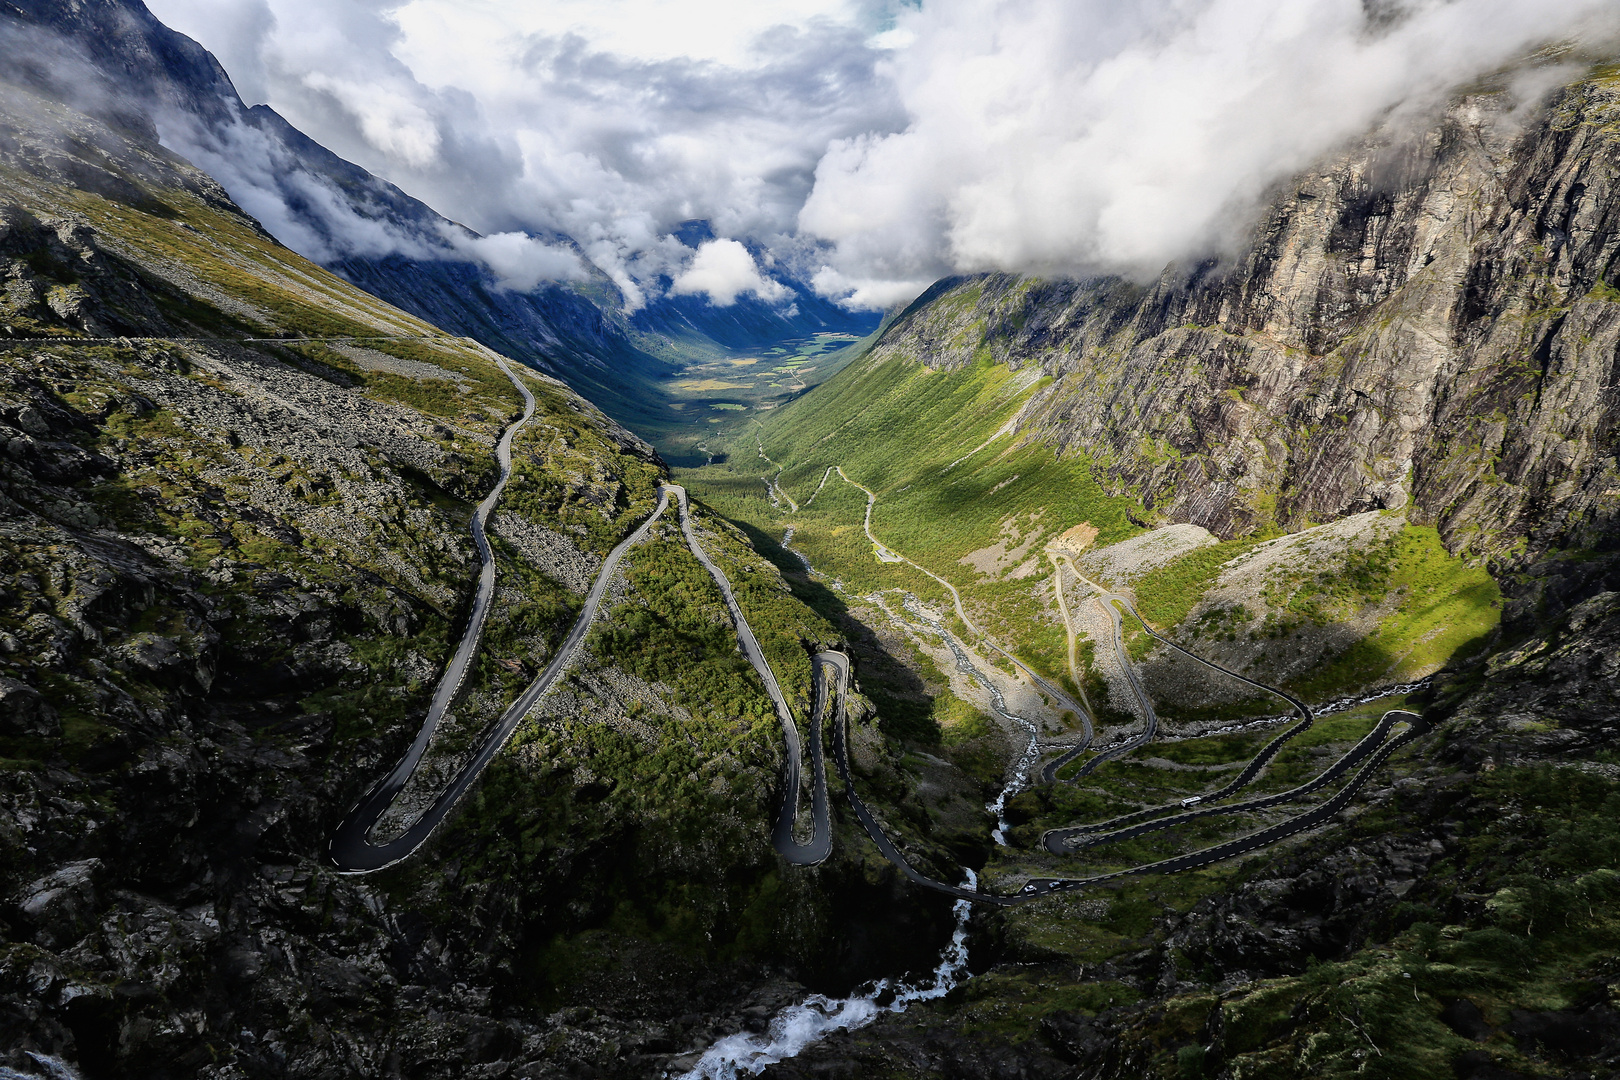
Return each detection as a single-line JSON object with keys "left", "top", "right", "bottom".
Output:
{"left": 869, "top": 70, "right": 1620, "bottom": 561}
{"left": 716, "top": 62, "right": 1620, "bottom": 1080}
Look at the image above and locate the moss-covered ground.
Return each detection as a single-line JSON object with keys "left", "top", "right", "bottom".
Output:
{"left": 1101, "top": 761, "right": 1620, "bottom": 1080}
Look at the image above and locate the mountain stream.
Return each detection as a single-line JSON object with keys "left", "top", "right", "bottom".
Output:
{"left": 675, "top": 872, "right": 976, "bottom": 1079}
{"left": 671, "top": 526, "right": 1045, "bottom": 1077}
{"left": 674, "top": 497, "right": 1431, "bottom": 1077}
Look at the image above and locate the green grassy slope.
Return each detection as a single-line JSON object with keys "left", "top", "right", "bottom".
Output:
{"left": 682, "top": 350, "right": 1148, "bottom": 701}
{"left": 682, "top": 332, "right": 1503, "bottom": 751}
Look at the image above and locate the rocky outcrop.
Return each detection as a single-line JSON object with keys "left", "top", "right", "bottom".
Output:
{"left": 0, "top": 28, "right": 962, "bottom": 1076}
{"left": 0, "top": 204, "right": 178, "bottom": 338}
{"left": 870, "top": 70, "right": 1620, "bottom": 561}
{"left": 0, "top": 334, "right": 961, "bottom": 1079}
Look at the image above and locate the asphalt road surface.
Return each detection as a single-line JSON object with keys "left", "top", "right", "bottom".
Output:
{"left": 328, "top": 471, "right": 673, "bottom": 873}
{"left": 816, "top": 644, "right": 1429, "bottom": 906}
{"left": 329, "top": 353, "right": 550, "bottom": 872}
{"left": 1043, "top": 706, "right": 1413, "bottom": 854}
{"left": 1043, "top": 575, "right": 1324, "bottom": 830}
{"left": 331, "top": 423, "right": 1432, "bottom": 900}
{"left": 1016, "top": 711, "right": 1431, "bottom": 900}
{"left": 670, "top": 486, "right": 831, "bottom": 866}
{"left": 820, "top": 650, "right": 1019, "bottom": 907}
{"left": 330, "top": 477, "right": 833, "bottom": 872}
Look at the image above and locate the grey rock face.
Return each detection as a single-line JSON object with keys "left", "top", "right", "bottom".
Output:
{"left": 0, "top": 677, "right": 57, "bottom": 737}
{"left": 870, "top": 75, "right": 1620, "bottom": 560}
{"left": 0, "top": 205, "right": 177, "bottom": 338}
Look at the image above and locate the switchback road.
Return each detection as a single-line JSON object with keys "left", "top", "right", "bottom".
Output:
{"left": 330, "top": 470, "right": 831, "bottom": 870}
{"left": 672, "top": 486, "right": 830, "bottom": 865}
{"left": 813, "top": 466, "right": 1091, "bottom": 735}
{"left": 330, "top": 414, "right": 1431, "bottom": 898}
{"left": 1038, "top": 553, "right": 1343, "bottom": 847}
{"left": 327, "top": 398, "right": 669, "bottom": 871}
{"left": 1043, "top": 707, "right": 1417, "bottom": 855}
{"left": 815, "top": 644, "right": 1429, "bottom": 906}
{"left": 762, "top": 457, "right": 1432, "bottom": 904}
{"left": 1015, "top": 711, "right": 1430, "bottom": 900}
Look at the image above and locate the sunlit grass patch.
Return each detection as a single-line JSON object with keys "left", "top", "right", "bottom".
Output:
{"left": 1293, "top": 526, "right": 1501, "bottom": 696}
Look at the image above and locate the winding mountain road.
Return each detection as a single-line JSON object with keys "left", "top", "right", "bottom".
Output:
{"left": 820, "top": 650, "right": 1019, "bottom": 908}
{"left": 1039, "top": 581, "right": 1150, "bottom": 782}
{"left": 672, "top": 486, "right": 830, "bottom": 865}
{"left": 822, "top": 466, "right": 1090, "bottom": 724}
{"left": 816, "top": 644, "right": 1428, "bottom": 906}
{"left": 1043, "top": 706, "right": 1416, "bottom": 855}
{"left": 329, "top": 403, "right": 1432, "bottom": 903}
{"left": 1015, "top": 710, "right": 1430, "bottom": 900}
{"left": 1041, "top": 577, "right": 1326, "bottom": 843}
{"left": 766, "top": 457, "right": 1433, "bottom": 904}
{"left": 329, "top": 459, "right": 831, "bottom": 869}
{"left": 1047, "top": 554, "right": 1096, "bottom": 739}
{"left": 329, "top": 359, "right": 679, "bottom": 871}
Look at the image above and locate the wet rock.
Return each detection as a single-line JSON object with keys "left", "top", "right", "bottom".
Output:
{"left": 17, "top": 860, "right": 102, "bottom": 947}
{"left": 0, "top": 677, "right": 58, "bottom": 737}
{"left": 1439, "top": 998, "right": 1495, "bottom": 1043}
{"left": 1505, "top": 999, "right": 1620, "bottom": 1062}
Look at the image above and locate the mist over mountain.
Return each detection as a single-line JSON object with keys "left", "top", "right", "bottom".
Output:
{"left": 3, "top": 2, "right": 1620, "bottom": 1080}
{"left": 145, "top": 0, "right": 1620, "bottom": 311}
{"left": 0, "top": 0, "right": 876, "bottom": 432}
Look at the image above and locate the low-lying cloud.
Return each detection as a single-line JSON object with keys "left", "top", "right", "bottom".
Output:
{"left": 146, "top": 0, "right": 898, "bottom": 307}
{"left": 446, "top": 230, "right": 587, "bottom": 292}
{"left": 145, "top": 0, "right": 1620, "bottom": 311}
{"left": 801, "top": 0, "right": 1620, "bottom": 299}
{"left": 670, "top": 240, "right": 790, "bottom": 306}
{"left": 157, "top": 112, "right": 434, "bottom": 263}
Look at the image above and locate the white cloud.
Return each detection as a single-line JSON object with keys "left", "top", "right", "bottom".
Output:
{"left": 145, "top": 0, "right": 903, "bottom": 303}
{"left": 155, "top": 111, "right": 438, "bottom": 262}
{"left": 156, "top": 109, "right": 590, "bottom": 294}
{"left": 801, "top": 0, "right": 1620, "bottom": 302}
{"left": 810, "top": 264, "right": 932, "bottom": 311}
{"left": 144, "top": 0, "right": 1620, "bottom": 311}
{"left": 445, "top": 229, "right": 588, "bottom": 290}
{"left": 301, "top": 72, "right": 443, "bottom": 168}
{"left": 670, "top": 239, "right": 790, "bottom": 306}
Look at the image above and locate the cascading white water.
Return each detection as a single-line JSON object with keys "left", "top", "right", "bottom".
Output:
{"left": 677, "top": 529, "right": 1037, "bottom": 1078}
{"left": 8, "top": 1052, "right": 82, "bottom": 1080}
{"left": 674, "top": 871, "right": 978, "bottom": 1080}
{"left": 780, "top": 528, "right": 812, "bottom": 572}
{"left": 896, "top": 593, "right": 1041, "bottom": 846}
